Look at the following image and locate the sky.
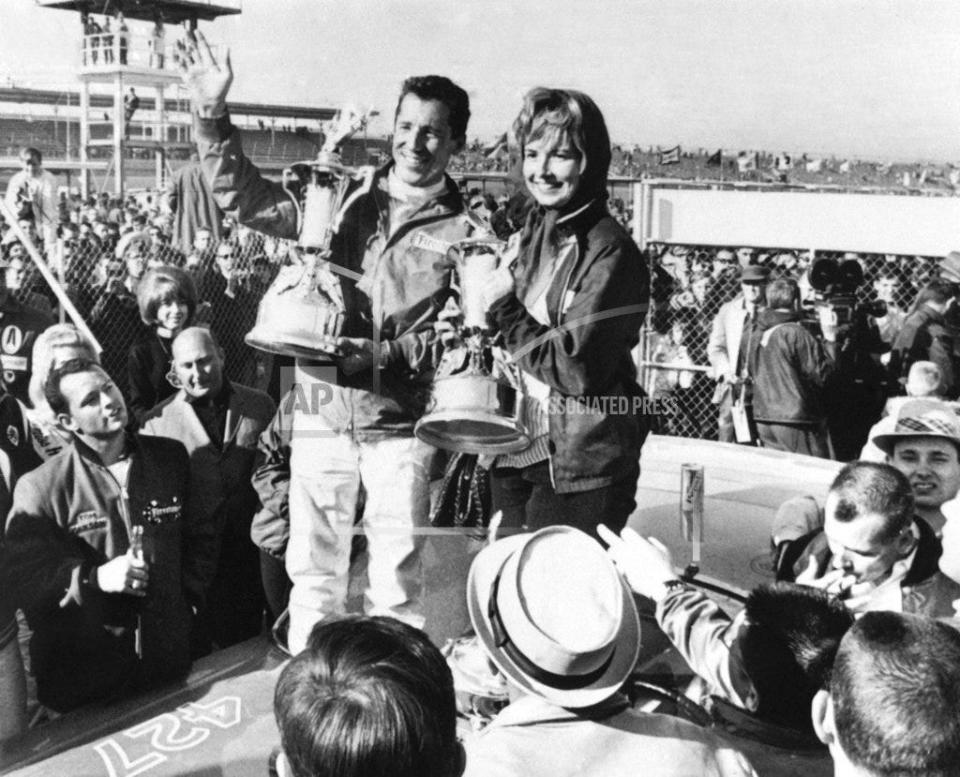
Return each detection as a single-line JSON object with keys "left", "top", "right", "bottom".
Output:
{"left": 1, "top": 0, "right": 959, "bottom": 162}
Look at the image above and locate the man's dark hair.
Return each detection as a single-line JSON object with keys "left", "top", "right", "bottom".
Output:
{"left": 395, "top": 75, "right": 470, "bottom": 142}
{"left": 829, "top": 461, "right": 914, "bottom": 543}
{"left": 274, "top": 615, "right": 461, "bottom": 777}
{"left": 44, "top": 357, "right": 101, "bottom": 417}
{"left": 740, "top": 582, "right": 854, "bottom": 733}
{"left": 19, "top": 147, "right": 41, "bottom": 164}
{"left": 914, "top": 279, "right": 955, "bottom": 309}
{"left": 831, "top": 611, "right": 960, "bottom": 777}
{"left": 765, "top": 277, "right": 799, "bottom": 310}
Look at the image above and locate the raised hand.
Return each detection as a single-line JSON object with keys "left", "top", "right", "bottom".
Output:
{"left": 174, "top": 30, "right": 233, "bottom": 117}
{"left": 598, "top": 524, "right": 678, "bottom": 603}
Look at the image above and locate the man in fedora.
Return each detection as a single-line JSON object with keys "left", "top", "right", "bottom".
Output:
{"left": 707, "top": 264, "right": 769, "bottom": 444}
{"left": 776, "top": 460, "right": 960, "bottom": 618}
{"left": 463, "top": 526, "right": 757, "bottom": 777}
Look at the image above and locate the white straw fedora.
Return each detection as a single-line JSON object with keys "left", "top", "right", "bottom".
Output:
{"left": 872, "top": 398, "right": 960, "bottom": 456}
{"left": 467, "top": 526, "right": 640, "bottom": 709}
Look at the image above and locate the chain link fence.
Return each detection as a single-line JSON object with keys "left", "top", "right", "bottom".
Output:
{"left": 638, "top": 243, "right": 934, "bottom": 441}
{"left": 3, "top": 227, "right": 294, "bottom": 408}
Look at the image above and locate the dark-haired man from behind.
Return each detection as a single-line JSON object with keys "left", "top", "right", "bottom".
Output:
{"left": 811, "top": 611, "right": 960, "bottom": 777}
{"left": 273, "top": 615, "right": 464, "bottom": 777}
{"left": 3, "top": 358, "right": 216, "bottom": 712}
{"left": 179, "top": 34, "right": 488, "bottom": 653}
{"left": 749, "top": 277, "right": 836, "bottom": 457}
{"left": 777, "top": 460, "right": 960, "bottom": 618}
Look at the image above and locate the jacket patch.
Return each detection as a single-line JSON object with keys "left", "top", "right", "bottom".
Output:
{"left": 142, "top": 496, "right": 182, "bottom": 525}
{"left": 411, "top": 231, "right": 453, "bottom": 255}
{"left": 72, "top": 511, "right": 107, "bottom": 534}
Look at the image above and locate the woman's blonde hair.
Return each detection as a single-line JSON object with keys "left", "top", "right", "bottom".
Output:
{"left": 29, "top": 323, "right": 100, "bottom": 414}
{"left": 512, "top": 87, "right": 612, "bottom": 203}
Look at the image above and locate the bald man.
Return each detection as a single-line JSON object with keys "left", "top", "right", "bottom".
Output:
{"left": 141, "top": 327, "right": 275, "bottom": 651}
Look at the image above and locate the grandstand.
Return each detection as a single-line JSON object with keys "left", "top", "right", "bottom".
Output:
{"left": 0, "top": 85, "right": 389, "bottom": 192}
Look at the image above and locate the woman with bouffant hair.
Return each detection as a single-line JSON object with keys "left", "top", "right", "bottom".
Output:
{"left": 479, "top": 88, "right": 649, "bottom": 536}
{"left": 128, "top": 264, "right": 198, "bottom": 423}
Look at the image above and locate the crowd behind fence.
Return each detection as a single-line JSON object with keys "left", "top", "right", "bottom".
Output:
{"left": 640, "top": 243, "right": 933, "bottom": 442}
{"left": 0, "top": 188, "right": 939, "bottom": 448}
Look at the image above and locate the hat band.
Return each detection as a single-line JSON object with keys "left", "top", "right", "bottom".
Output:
{"left": 487, "top": 569, "right": 615, "bottom": 692}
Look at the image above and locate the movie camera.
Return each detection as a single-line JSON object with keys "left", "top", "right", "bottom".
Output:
{"left": 807, "top": 256, "right": 886, "bottom": 325}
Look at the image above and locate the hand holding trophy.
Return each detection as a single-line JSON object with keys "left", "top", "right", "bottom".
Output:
{"left": 415, "top": 237, "right": 530, "bottom": 455}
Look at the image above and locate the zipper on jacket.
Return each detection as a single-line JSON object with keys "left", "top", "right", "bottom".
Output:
{"left": 553, "top": 236, "right": 580, "bottom": 326}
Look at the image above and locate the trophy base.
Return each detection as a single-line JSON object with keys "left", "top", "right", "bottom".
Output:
{"left": 245, "top": 329, "right": 344, "bottom": 360}
{"left": 415, "top": 373, "right": 529, "bottom": 455}
{"left": 415, "top": 410, "right": 531, "bottom": 455}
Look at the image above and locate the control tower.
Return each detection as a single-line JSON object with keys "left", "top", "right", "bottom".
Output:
{"left": 36, "top": 0, "right": 241, "bottom": 197}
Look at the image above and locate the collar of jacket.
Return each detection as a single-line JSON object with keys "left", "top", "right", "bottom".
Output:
{"left": 371, "top": 160, "right": 465, "bottom": 232}
{"left": 913, "top": 303, "right": 945, "bottom": 325}
{"left": 757, "top": 308, "right": 800, "bottom": 330}
{"left": 550, "top": 198, "right": 608, "bottom": 242}
{"left": 71, "top": 429, "right": 140, "bottom": 467}
{"left": 903, "top": 515, "right": 944, "bottom": 586}
{"left": 482, "top": 692, "right": 631, "bottom": 730}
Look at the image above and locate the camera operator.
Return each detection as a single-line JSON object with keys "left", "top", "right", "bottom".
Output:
{"left": 749, "top": 277, "right": 837, "bottom": 457}
{"left": 810, "top": 256, "right": 891, "bottom": 461}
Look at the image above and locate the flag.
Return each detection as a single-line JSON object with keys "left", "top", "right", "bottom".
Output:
{"left": 483, "top": 132, "right": 508, "bottom": 158}
{"left": 839, "top": 159, "right": 851, "bottom": 174}
{"left": 736, "top": 151, "right": 757, "bottom": 173}
{"left": 706, "top": 149, "right": 722, "bottom": 166}
{"left": 659, "top": 145, "right": 681, "bottom": 165}
{"left": 805, "top": 158, "right": 822, "bottom": 173}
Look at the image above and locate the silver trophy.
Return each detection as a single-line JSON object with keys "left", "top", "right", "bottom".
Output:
{"left": 415, "top": 237, "right": 530, "bottom": 455}
{"left": 245, "top": 106, "right": 375, "bottom": 359}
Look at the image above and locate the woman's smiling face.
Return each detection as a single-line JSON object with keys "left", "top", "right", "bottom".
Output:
{"left": 522, "top": 130, "right": 583, "bottom": 209}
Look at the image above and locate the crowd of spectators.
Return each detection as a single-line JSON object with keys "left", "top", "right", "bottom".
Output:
{"left": 645, "top": 241, "right": 943, "bottom": 450}
{"left": 5, "top": 114, "right": 960, "bottom": 777}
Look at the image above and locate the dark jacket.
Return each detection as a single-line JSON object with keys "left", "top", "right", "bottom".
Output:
{"left": 0, "top": 296, "right": 55, "bottom": 405}
{"left": 141, "top": 382, "right": 275, "bottom": 647}
{"left": 162, "top": 161, "right": 224, "bottom": 255}
{"left": 249, "top": 390, "right": 293, "bottom": 559}
{"left": 488, "top": 201, "right": 649, "bottom": 493}
{"left": 749, "top": 309, "right": 834, "bottom": 425}
{"left": 194, "top": 112, "right": 485, "bottom": 435}
{"left": 889, "top": 304, "right": 956, "bottom": 397}
{"left": 0, "top": 393, "right": 43, "bottom": 647}
{"left": 3, "top": 434, "right": 215, "bottom": 711}
{"left": 777, "top": 517, "right": 960, "bottom": 619}
{"left": 127, "top": 333, "right": 177, "bottom": 426}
